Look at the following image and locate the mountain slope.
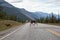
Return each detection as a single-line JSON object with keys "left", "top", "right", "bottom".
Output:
{"left": 33, "top": 12, "right": 59, "bottom": 19}
{"left": 32, "top": 12, "right": 49, "bottom": 18}
{"left": 0, "top": 0, "right": 38, "bottom": 21}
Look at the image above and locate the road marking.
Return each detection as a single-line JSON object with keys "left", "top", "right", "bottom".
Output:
{"left": 0, "top": 25, "right": 24, "bottom": 40}
{"left": 46, "top": 29, "right": 60, "bottom": 37}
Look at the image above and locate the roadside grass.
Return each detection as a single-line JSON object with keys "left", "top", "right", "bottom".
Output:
{"left": 49, "top": 23, "right": 60, "bottom": 26}
{"left": 43, "top": 23, "right": 60, "bottom": 26}
{"left": 0, "top": 20, "right": 21, "bottom": 31}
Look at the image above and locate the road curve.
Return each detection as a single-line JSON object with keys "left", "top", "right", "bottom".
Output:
{"left": 0, "top": 23, "right": 60, "bottom": 40}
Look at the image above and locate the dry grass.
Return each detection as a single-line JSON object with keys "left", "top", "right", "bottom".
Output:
{"left": 0, "top": 20, "right": 21, "bottom": 31}
{"left": 47, "top": 23, "right": 60, "bottom": 26}
{"left": 51, "top": 23, "right": 60, "bottom": 26}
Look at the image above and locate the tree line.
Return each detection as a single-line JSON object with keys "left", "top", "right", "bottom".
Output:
{"left": 38, "top": 12, "right": 60, "bottom": 23}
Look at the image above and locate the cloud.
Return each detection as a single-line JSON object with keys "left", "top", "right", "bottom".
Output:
{"left": 5, "top": 0, "right": 22, "bottom": 3}
{"left": 5, "top": 0, "right": 60, "bottom": 14}
{"left": 55, "top": 0, "right": 60, "bottom": 2}
{"left": 28, "top": 0, "right": 60, "bottom": 4}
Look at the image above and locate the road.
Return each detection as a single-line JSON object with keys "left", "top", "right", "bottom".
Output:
{"left": 0, "top": 23, "right": 60, "bottom": 40}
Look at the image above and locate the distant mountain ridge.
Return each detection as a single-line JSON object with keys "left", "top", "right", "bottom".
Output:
{"left": 0, "top": 0, "right": 39, "bottom": 21}
{"left": 32, "top": 12, "right": 59, "bottom": 19}
{"left": 32, "top": 12, "right": 49, "bottom": 18}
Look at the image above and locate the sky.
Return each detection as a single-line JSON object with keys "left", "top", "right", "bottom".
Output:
{"left": 5, "top": 0, "right": 60, "bottom": 14}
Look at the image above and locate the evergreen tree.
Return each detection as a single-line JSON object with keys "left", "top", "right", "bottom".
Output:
{"left": 9, "top": 15, "right": 17, "bottom": 21}
{"left": 0, "top": 6, "right": 7, "bottom": 19}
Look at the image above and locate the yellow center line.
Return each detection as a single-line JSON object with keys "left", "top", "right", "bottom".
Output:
{"left": 46, "top": 29, "right": 60, "bottom": 37}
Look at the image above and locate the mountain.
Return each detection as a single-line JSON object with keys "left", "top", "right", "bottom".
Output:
{"left": 32, "top": 12, "right": 59, "bottom": 19}
{"left": 0, "top": 0, "right": 39, "bottom": 21}
{"left": 32, "top": 12, "right": 49, "bottom": 18}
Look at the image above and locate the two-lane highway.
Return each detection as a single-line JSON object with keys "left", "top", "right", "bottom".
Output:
{"left": 0, "top": 23, "right": 60, "bottom": 40}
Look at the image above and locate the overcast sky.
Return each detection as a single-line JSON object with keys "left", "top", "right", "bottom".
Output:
{"left": 5, "top": 0, "right": 60, "bottom": 14}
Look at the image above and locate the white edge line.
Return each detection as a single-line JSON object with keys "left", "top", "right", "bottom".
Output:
{"left": 0, "top": 25, "right": 24, "bottom": 40}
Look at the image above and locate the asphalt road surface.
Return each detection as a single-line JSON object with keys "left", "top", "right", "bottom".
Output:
{"left": 0, "top": 23, "right": 60, "bottom": 40}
